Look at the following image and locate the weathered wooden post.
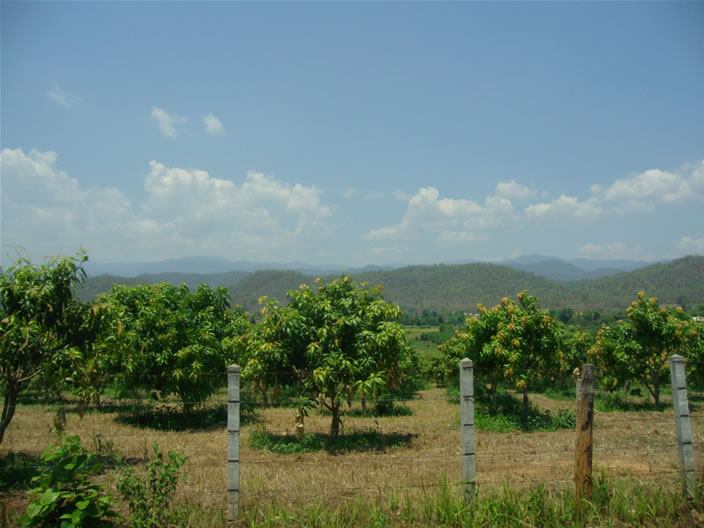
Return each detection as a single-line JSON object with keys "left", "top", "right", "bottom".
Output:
{"left": 670, "top": 354, "right": 697, "bottom": 500}
{"left": 460, "top": 358, "right": 477, "bottom": 501}
{"left": 575, "top": 363, "right": 595, "bottom": 507}
{"left": 227, "top": 364, "right": 240, "bottom": 522}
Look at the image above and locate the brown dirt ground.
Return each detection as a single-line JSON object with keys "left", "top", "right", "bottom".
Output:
{"left": 1, "top": 387, "right": 702, "bottom": 522}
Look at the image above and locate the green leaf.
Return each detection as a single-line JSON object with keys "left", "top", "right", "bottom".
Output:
{"left": 39, "top": 488, "right": 61, "bottom": 505}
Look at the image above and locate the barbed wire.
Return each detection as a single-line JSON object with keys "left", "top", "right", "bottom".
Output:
{"left": 2, "top": 446, "right": 697, "bottom": 474}
{"left": 3, "top": 420, "right": 701, "bottom": 441}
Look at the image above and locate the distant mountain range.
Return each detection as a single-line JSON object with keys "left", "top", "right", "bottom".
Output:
{"left": 84, "top": 254, "right": 653, "bottom": 281}
{"left": 77, "top": 254, "right": 704, "bottom": 314}
{"left": 83, "top": 256, "right": 394, "bottom": 278}
{"left": 499, "top": 255, "right": 654, "bottom": 281}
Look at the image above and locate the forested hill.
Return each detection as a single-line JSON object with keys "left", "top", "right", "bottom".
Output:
{"left": 76, "top": 270, "right": 249, "bottom": 302}
{"left": 226, "top": 255, "right": 704, "bottom": 314}
{"left": 78, "top": 255, "right": 704, "bottom": 314}
{"left": 560, "top": 255, "right": 704, "bottom": 311}
{"left": 349, "top": 264, "right": 563, "bottom": 314}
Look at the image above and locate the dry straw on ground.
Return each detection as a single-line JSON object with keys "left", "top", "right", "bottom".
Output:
{"left": 1, "top": 387, "right": 702, "bottom": 521}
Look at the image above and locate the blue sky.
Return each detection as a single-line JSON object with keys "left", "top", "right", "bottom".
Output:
{"left": 2, "top": 1, "right": 703, "bottom": 267}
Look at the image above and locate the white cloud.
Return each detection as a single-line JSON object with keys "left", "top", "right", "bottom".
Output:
{"left": 143, "top": 162, "right": 332, "bottom": 237}
{"left": 1, "top": 148, "right": 333, "bottom": 263}
{"left": 525, "top": 161, "right": 704, "bottom": 223}
{"left": 496, "top": 180, "right": 536, "bottom": 200}
{"left": 342, "top": 187, "right": 357, "bottom": 199}
{"left": 151, "top": 106, "right": 187, "bottom": 139}
{"left": 203, "top": 113, "right": 225, "bottom": 136}
{"left": 599, "top": 164, "right": 703, "bottom": 204}
{"left": 438, "top": 231, "right": 489, "bottom": 242}
{"left": 366, "top": 191, "right": 384, "bottom": 200}
{"left": 525, "top": 195, "right": 603, "bottom": 221}
{"left": 47, "top": 84, "right": 78, "bottom": 108}
{"left": 677, "top": 236, "right": 704, "bottom": 254}
{"left": 1, "top": 148, "right": 133, "bottom": 261}
{"left": 364, "top": 186, "right": 515, "bottom": 241}
{"left": 577, "top": 242, "right": 645, "bottom": 259}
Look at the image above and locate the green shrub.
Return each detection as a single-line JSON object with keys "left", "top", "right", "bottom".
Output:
{"left": 117, "top": 443, "right": 187, "bottom": 528}
{"left": 20, "top": 435, "right": 116, "bottom": 527}
{"left": 249, "top": 429, "right": 414, "bottom": 454}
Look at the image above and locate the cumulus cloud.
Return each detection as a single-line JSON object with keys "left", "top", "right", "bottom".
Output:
{"left": 1, "top": 148, "right": 132, "bottom": 260}
{"left": 342, "top": 187, "right": 357, "bottom": 199}
{"left": 1, "top": 148, "right": 333, "bottom": 263}
{"left": 364, "top": 186, "right": 515, "bottom": 241}
{"left": 525, "top": 195, "right": 603, "bottom": 222}
{"left": 143, "top": 162, "right": 332, "bottom": 238}
{"left": 47, "top": 84, "right": 78, "bottom": 108}
{"left": 203, "top": 113, "right": 225, "bottom": 136}
{"left": 526, "top": 161, "right": 704, "bottom": 222}
{"left": 677, "top": 236, "right": 704, "bottom": 254}
{"left": 496, "top": 180, "right": 536, "bottom": 200}
{"left": 151, "top": 106, "right": 187, "bottom": 139}
{"left": 598, "top": 163, "right": 704, "bottom": 204}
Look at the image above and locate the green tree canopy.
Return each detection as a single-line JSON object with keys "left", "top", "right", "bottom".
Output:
{"left": 1, "top": 252, "right": 87, "bottom": 445}
{"left": 439, "top": 291, "right": 565, "bottom": 414}
{"left": 243, "top": 276, "right": 418, "bottom": 437}
{"left": 591, "top": 291, "right": 703, "bottom": 405}
{"left": 104, "top": 282, "right": 250, "bottom": 411}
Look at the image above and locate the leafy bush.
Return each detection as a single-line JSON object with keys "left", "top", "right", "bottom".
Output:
{"left": 345, "top": 399, "right": 414, "bottom": 417}
{"left": 117, "top": 444, "right": 187, "bottom": 528}
{"left": 20, "top": 435, "right": 116, "bottom": 527}
{"left": 249, "top": 429, "right": 414, "bottom": 454}
{"left": 595, "top": 392, "right": 665, "bottom": 412}
{"left": 0, "top": 452, "right": 43, "bottom": 492}
{"left": 474, "top": 392, "right": 576, "bottom": 432}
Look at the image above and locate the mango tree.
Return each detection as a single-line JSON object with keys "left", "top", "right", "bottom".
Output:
{"left": 104, "top": 282, "right": 250, "bottom": 412}
{"left": 440, "top": 291, "right": 564, "bottom": 416}
{"left": 234, "top": 297, "right": 308, "bottom": 407}
{"left": 591, "top": 292, "right": 701, "bottom": 406}
{"left": 247, "top": 276, "right": 418, "bottom": 437}
{"left": 0, "top": 252, "right": 87, "bottom": 445}
{"left": 60, "top": 299, "right": 120, "bottom": 407}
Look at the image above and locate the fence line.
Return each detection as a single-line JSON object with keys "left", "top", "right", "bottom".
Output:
{"left": 2, "top": 358, "right": 701, "bottom": 523}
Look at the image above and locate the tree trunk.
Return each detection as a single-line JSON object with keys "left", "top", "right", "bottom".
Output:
{"left": 0, "top": 382, "right": 20, "bottom": 446}
{"left": 330, "top": 402, "right": 342, "bottom": 438}
{"left": 273, "top": 384, "right": 280, "bottom": 406}
{"left": 256, "top": 383, "right": 269, "bottom": 408}
{"left": 643, "top": 371, "right": 660, "bottom": 407}
{"left": 522, "top": 389, "right": 530, "bottom": 420}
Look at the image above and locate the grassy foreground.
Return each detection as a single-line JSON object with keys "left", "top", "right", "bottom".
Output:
{"left": 153, "top": 475, "right": 703, "bottom": 527}
{"left": 2, "top": 384, "right": 703, "bottom": 526}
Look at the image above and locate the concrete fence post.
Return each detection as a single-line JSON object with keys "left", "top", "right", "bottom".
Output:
{"left": 670, "top": 354, "right": 697, "bottom": 500}
{"left": 227, "top": 364, "right": 240, "bottom": 522}
{"left": 575, "top": 363, "right": 595, "bottom": 508}
{"left": 460, "top": 358, "right": 477, "bottom": 501}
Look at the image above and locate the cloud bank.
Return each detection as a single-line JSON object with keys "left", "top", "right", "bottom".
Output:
{"left": 1, "top": 148, "right": 332, "bottom": 262}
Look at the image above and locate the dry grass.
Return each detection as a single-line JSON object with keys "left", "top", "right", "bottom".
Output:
{"left": 1, "top": 387, "right": 703, "bottom": 524}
